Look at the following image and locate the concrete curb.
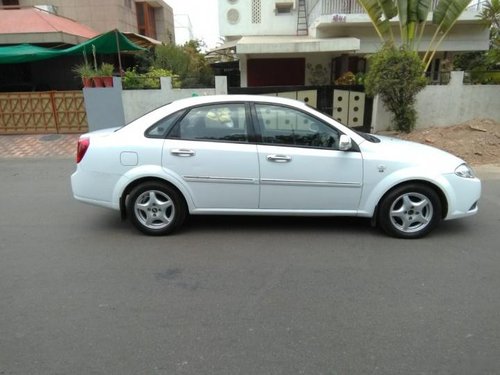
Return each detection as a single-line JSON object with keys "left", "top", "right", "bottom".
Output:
{"left": 473, "top": 164, "right": 500, "bottom": 180}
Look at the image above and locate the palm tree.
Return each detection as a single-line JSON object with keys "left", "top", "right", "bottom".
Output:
{"left": 479, "top": 0, "right": 500, "bottom": 51}
{"left": 479, "top": 0, "right": 500, "bottom": 29}
{"left": 356, "top": 0, "right": 471, "bottom": 70}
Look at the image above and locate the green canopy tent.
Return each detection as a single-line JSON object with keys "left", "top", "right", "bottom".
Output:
{"left": 0, "top": 29, "right": 145, "bottom": 68}
{"left": 0, "top": 44, "right": 62, "bottom": 64}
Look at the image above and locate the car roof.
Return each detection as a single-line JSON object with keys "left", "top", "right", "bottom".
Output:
{"left": 168, "top": 94, "right": 310, "bottom": 110}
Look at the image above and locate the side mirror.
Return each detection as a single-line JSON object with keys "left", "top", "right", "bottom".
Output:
{"left": 338, "top": 134, "right": 352, "bottom": 151}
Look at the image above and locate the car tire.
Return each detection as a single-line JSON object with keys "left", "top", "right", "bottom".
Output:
{"left": 127, "top": 182, "right": 187, "bottom": 236}
{"left": 378, "top": 183, "right": 442, "bottom": 239}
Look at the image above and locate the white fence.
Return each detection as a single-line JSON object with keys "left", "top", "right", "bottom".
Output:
{"left": 122, "top": 77, "right": 229, "bottom": 124}
{"left": 83, "top": 76, "right": 227, "bottom": 131}
{"left": 83, "top": 72, "right": 498, "bottom": 134}
{"left": 371, "top": 71, "right": 500, "bottom": 132}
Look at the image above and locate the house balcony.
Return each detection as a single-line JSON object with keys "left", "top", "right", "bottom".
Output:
{"left": 308, "top": 0, "right": 481, "bottom": 17}
{"left": 306, "top": 0, "right": 487, "bottom": 52}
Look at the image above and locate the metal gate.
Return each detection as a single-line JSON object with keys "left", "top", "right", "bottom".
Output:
{"left": 332, "top": 89, "right": 366, "bottom": 128}
{"left": 229, "top": 85, "right": 372, "bottom": 132}
{"left": 0, "top": 91, "right": 88, "bottom": 134}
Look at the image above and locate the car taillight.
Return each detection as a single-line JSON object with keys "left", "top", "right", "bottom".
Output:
{"left": 76, "top": 137, "right": 90, "bottom": 163}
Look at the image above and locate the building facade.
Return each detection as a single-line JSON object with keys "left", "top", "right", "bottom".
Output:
{"left": 217, "top": 0, "right": 489, "bottom": 87}
{"left": 1, "top": 0, "right": 175, "bottom": 43}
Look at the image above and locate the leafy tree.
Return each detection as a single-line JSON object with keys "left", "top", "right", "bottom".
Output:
{"left": 132, "top": 48, "right": 155, "bottom": 74}
{"left": 479, "top": 0, "right": 500, "bottom": 30}
{"left": 154, "top": 40, "right": 214, "bottom": 88}
{"left": 479, "top": 0, "right": 500, "bottom": 53}
{"left": 358, "top": 0, "right": 472, "bottom": 132}
{"left": 453, "top": 0, "right": 500, "bottom": 81}
{"left": 154, "top": 43, "right": 190, "bottom": 78}
{"left": 453, "top": 51, "right": 488, "bottom": 71}
{"left": 365, "top": 45, "right": 427, "bottom": 132}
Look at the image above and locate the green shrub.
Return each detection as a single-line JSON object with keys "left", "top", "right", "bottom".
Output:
{"left": 122, "top": 67, "right": 173, "bottom": 89}
{"left": 365, "top": 45, "right": 427, "bottom": 133}
{"left": 99, "top": 63, "right": 114, "bottom": 76}
{"left": 122, "top": 68, "right": 143, "bottom": 89}
{"left": 72, "top": 63, "right": 95, "bottom": 78}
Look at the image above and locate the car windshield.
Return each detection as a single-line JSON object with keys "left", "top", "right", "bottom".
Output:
{"left": 319, "top": 110, "right": 379, "bottom": 143}
{"left": 355, "top": 131, "right": 380, "bottom": 143}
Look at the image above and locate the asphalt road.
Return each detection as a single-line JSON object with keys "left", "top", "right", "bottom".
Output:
{"left": 1, "top": 159, "right": 499, "bottom": 375}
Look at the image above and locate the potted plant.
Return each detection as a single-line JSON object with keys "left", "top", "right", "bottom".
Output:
{"left": 92, "top": 74, "right": 104, "bottom": 88}
{"left": 100, "top": 63, "right": 114, "bottom": 87}
{"left": 72, "top": 63, "right": 94, "bottom": 88}
{"left": 334, "top": 71, "right": 356, "bottom": 86}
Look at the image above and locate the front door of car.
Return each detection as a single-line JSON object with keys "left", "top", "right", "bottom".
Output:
{"left": 254, "top": 103, "right": 363, "bottom": 211}
{"left": 162, "top": 103, "right": 259, "bottom": 209}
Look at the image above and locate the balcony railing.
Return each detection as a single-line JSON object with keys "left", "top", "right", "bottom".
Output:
{"left": 321, "top": 0, "right": 363, "bottom": 15}
{"left": 312, "top": 0, "right": 481, "bottom": 16}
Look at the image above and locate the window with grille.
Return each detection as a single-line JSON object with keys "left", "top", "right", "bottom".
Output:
{"left": 251, "top": 0, "right": 261, "bottom": 23}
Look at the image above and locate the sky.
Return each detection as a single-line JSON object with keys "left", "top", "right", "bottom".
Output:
{"left": 164, "top": 0, "right": 221, "bottom": 49}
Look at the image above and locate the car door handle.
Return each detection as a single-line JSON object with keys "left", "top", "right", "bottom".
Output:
{"left": 267, "top": 154, "right": 292, "bottom": 163}
{"left": 171, "top": 149, "right": 195, "bottom": 157}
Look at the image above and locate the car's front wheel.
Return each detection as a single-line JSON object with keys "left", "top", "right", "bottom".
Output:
{"left": 378, "top": 183, "right": 442, "bottom": 239}
{"left": 127, "top": 182, "right": 187, "bottom": 236}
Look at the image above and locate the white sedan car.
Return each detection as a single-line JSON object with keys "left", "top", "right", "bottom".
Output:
{"left": 71, "top": 95, "right": 481, "bottom": 238}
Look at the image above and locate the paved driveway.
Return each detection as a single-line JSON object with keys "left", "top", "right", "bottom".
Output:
{"left": 0, "top": 133, "right": 78, "bottom": 158}
{"left": 0, "top": 158, "right": 499, "bottom": 375}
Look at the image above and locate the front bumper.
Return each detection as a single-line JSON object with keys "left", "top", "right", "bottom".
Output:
{"left": 443, "top": 173, "right": 481, "bottom": 220}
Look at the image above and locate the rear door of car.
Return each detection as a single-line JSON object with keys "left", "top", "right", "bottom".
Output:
{"left": 252, "top": 102, "right": 363, "bottom": 212}
{"left": 162, "top": 102, "right": 260, "bottom": 209}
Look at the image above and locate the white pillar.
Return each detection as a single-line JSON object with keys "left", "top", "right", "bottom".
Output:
{"left": 449, "top": 71, "right": 465, "bottom": 87}
{"left": 239, "top": 55, "right": 248, "bottom": 87}
{"left": 215, "top": 76, "right": 228, "bottom": 95}
{"left": 160, "top": 76, "right": 173, "bottom": 91}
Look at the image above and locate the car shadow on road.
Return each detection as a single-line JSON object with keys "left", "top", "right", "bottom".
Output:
{"left": 80, "top": 209, "right": 474, "bottom": 239}
{"left": 182, "top": 215, "right": 375, "bottom": 236}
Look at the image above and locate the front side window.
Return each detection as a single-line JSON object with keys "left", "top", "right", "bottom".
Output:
{"left": 176, "top": 104, "right": 248, "bottom": 142}
{"left": 255, "top": 104, "right": 340, "bottom": 149}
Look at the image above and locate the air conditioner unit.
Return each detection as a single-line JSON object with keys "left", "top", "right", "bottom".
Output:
{"left": 275, "top": 0, "right": 295, "bottom": 13}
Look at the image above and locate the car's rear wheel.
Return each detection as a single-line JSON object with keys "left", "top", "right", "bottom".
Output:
{"left": 127, "top": 182, "right": 187, "bottom": 236}
{"left": 378, "top": 184, "right": 442, "bottom": 239}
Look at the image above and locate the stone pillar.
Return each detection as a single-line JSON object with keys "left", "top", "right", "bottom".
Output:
{"left": 83, "top": 77, "right": 125, "bottom": 131}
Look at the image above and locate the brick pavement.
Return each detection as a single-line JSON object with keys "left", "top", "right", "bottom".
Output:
{"left": 0, "top": 134, "right": 81, "bottom": 159}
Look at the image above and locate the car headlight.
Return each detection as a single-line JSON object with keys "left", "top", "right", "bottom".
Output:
{"left": 455, "top": 163, "right": 475, "bottom": 179}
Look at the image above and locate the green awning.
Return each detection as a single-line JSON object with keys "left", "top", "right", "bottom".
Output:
{"left": 0, "top": 30, "right": 145, "bottom": 64}
{"left": 0, "top": 44, "right": 62, "bottom": 64}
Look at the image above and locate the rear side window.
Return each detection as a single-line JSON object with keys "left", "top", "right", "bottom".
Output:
{"left": 175, "top": 103, "right": 248, "bottom": 142}
{"left": 145, "top": 111, "right": 184, "bottom": 138}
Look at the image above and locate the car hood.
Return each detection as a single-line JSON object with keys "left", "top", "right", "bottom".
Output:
{"left": 360, "top": 135, "right": 465, "bottom": 173}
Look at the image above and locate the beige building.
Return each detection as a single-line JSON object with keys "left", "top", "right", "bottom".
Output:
{"left": 1, "top": 0, "right": 175, "bottom": 43}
